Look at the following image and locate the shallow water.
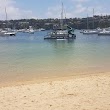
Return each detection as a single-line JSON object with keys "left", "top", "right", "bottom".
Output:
{"left": 0, "top": 30, "right": 110, "bottom": 84}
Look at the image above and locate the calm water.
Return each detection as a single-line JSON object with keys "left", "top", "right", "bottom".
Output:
{"left": 0, "top": 30, "right": 110, "bottom": 84}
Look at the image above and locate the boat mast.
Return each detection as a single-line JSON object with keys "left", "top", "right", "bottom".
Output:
{"left": 87, "top": 13, "right": 89, "bottom": 29}
{"left": 60, "top": 2, "right": 64, "bottom": 30}
{"left": 92, "top": 8, "right": 95, "bottom": 29}
{"left": 5, "top": 7, "right": 8, "bottom": 29}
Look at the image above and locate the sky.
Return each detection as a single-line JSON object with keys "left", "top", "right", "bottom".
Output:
{"left": 0, "top": 0, "right": 110, "bottom": 20}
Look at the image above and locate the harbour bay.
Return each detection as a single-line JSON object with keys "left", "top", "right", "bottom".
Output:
{"left": 0, "top": 30, "right": 110, "bottom": 86}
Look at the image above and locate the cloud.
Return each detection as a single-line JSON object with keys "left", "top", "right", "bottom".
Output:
{"left": 45, "top": 0, "right": 91, "bottom": 18}
{"left": 45, "top": 0, "right": 110, "bottom": 19}
{"left": 46, "top": 5, "right": 61, "bottom": 18}
{"left": 0, "top": 0, "right": 36, "bottom": 20}
{"left": 0, "top": 0, "right": 110, "bottom": 20}
{"left": 75, "top": 4, "right": 87, "bottom": 14}
{"left": 45, "top": 3, "right": 88, "bottom": 18}
{"left": 71, "top": 0, "right": 89, "bottom": 3}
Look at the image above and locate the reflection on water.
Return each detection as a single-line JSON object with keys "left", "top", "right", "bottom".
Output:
{"left": 0, "top": 30, "right": 110, "bottom": 85}
{"left": 45, "top": 39, "right": 75, "bottom": 49}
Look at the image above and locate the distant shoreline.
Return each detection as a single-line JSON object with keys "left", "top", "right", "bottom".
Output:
{"left": 0, "top": 15, "right": 110, "bottom": 30}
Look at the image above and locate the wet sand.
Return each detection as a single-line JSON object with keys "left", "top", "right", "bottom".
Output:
{"left": 0, "top": 72, "right": 110, "bottom": 110}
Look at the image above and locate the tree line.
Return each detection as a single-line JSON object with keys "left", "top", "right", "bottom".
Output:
{"left": 0, "top": 15, "right": 110, "bottom": 30}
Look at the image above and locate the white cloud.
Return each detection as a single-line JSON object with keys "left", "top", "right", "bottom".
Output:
{"left": 45, "top": 3, "right": 88, "bottom": 18}
{"left": 45, "top": 0, "right": 110, "bottom": 19}
{"left": 0, "top": 0, "right": 109, "bottom": 20}
{"left": 46, "top": 5, "right": 61, "bottom": 18}
{"left": 71, "top": 0, "right": 89, "bottom": 3}
{"left": 0, "top": 0, "right": 36, "bottom": 20}
{"left": 75, "top": 4, "right": 87, "bottom": 14}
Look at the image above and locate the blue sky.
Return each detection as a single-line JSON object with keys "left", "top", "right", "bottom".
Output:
{"left": 0, "top": 0, "right": 110, "bottom": 20}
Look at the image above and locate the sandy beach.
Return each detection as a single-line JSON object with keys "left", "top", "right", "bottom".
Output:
{"left": 0, "top": 73, "right": 110, "bottom": 110}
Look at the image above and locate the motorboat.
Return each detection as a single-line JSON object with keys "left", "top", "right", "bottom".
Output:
{"left": 24, "top": 26, "right": 34, "bottom": 34}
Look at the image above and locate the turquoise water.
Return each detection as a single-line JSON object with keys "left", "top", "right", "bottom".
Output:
{"left": 0, "top": 30, "right": 110, "bottom": 84}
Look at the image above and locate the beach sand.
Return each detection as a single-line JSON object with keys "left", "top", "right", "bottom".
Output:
{"left": 0, "top": 73, "right": 110, "bottom": 110}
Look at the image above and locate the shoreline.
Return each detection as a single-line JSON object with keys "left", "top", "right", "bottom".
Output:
{"left": 0, "top": 72, "right": 110, "bottom": 110}
{"left": 0, "top": 71, "right": 110, "bottom": 88}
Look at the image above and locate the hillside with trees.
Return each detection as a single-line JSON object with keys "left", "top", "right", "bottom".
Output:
{"left": 0, "top": 15, "right": 110, "bottom": 30}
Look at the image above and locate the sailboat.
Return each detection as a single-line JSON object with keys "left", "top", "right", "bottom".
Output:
{"left": 0, "top": 8, "right": 16, "bottom": 36}
{"left": 83, "top": 9, "right": 99, "bottom": 34}
{"left": 44, "top": 3, "right": 76, "bottom": 40}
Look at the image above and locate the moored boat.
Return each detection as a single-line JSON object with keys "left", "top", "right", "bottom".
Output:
{"left": 44, "top": 29, "right": 76, "bottom": 40}
{"left": 98, "top": 29, "right": 110, "bottom": 35}
{"left": 0, "top": 30, "right": 16, "bottom": 36}
{"left": 23, "top": 26, "right": 34, "bottom": 34}
{"left": 44, "top": 3, "right": 76, "bottom": 40}
{"left": 83, "top": 30, "right": 98, "bottom": 34}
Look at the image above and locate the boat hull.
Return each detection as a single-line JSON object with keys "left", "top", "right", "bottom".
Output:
{"left": 44, "top": 30, "right": 76, "bottom": 40}
{"left": 44, "top": 34, "right": 76, "bottom": 40}
{"left": 0, "top": 32, "right": 16, "bottom": 36}
{"left": 98, "top": 33, "right": 110, "bottom": 36}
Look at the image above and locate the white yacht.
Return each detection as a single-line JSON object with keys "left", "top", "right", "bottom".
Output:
{"left": 24, "top": 26, "right": 34, "bottom": 34}
{"left": 98, "top": 29, "right": 110, "bottom": 35}
{"left": 38, "top": 28, "right": 45, "bottom": 31}
{"left": 0, "top": 29, "right": 16, "bottom": 36}
{"left": 3, "top": 31, "right": 16, "bottom": 36}
{"left": 83, "top": 30, "right": 98, "bottom": 34}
